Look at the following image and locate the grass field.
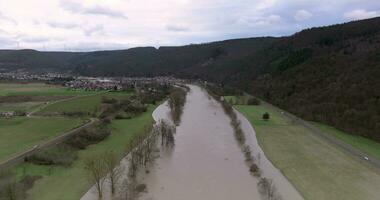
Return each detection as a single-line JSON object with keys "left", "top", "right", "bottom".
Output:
{"left": 233, "top": 102, "right": 380, "bottom": 200}
{"left": 36, "top": 92, "right": 131, "bottom": 116}
{"left": 0, "top": 117, "right": 84, "bottom": 162}
{"left": 312, "top": 122, "right": 380, "bottom": 160}
{"left": 0, "top": 102, "right": 44, "bottom": 112}
{"left": 0, "top": 83, "right": 97, "bottom": 96}
{"left": 15, "top": 105, "right": 156, "bottom": 200}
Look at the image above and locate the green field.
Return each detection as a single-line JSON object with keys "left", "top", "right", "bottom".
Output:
{"left": 0, "top": 83, "right": 97, "bottom": 96}
{"left": 36, "top": 92, "right": 131, "bottom": 116}
{"left": 15, "top": 105, "right": 156, "bottom": 200}
{"left": 312, "top": 122, "right": 380, "bottom": 160}
{"left": 0, "top": 102, "right": 44, "bottom": 112}
{"left": 234, "top": 103, "right": 380, "bottom": 200}
{"left": 0, "top": 117, "right": 84, "bottom": 162}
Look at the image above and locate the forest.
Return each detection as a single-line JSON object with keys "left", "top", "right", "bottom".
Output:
{"left": 0, "top": 17, "right": 379, "bottom": 142}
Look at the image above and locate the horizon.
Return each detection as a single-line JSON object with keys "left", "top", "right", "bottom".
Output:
{"left": 0, "top": 0, "right": 379, "bottom": 51}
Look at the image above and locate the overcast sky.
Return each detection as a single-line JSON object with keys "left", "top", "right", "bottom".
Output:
{"left": 0, "top": 0, "right": 379, "bottom": 51}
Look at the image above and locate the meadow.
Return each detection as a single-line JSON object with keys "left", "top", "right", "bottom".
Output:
{"left": 0, "top": 117, "right": 84, "bottom": 162}
{"left": 227, "top": 96, "right": 380, "bottom": 200}
{"left": 15, "top": 105, "right": 157, "bottom": 200}
{"left": 36, "top": 91, "right": 132, "bottom": 116}
{"left": 0, "top": 83, "right": 97, "bottom": 96}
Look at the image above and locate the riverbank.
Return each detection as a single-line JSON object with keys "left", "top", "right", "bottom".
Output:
{"left": 234, "top": 103, "right": 380, "bottom": 200}
{"left": 13, "top": 105, "right": 157, "bottom": 200}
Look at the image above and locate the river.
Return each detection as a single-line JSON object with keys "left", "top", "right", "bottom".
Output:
{"left": 81, "top": 85, "right": 303, "bottom": 200}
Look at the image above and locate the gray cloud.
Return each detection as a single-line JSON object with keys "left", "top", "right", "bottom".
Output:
{"left": 60, "top": 0, "right": 127, "bottom": 19}
{"left": 166, "top": 25, "right": 190, "bottom": 32}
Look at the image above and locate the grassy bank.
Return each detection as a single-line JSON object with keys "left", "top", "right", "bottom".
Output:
{"left": 233, "top": 102, "right": 380, "bottom": 200}
{"left": 0, "top": 117, "right": 84, "bottom": 162}
{"left": 14, "top": 105, "right": 157, "bottom": 200}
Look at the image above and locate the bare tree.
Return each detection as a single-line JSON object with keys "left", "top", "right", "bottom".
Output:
{"left": 103, "top": 151, "right": 123, "bottom": 195}
{"left": 84, "top": 155, "right": 107, "bottom": 199}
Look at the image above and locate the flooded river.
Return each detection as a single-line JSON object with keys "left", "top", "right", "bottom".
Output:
{"left": 81, "top": 85, "right": 303, "bottom": 200}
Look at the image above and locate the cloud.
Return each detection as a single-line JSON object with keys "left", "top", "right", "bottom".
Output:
{"left": 21, "top": 36, "right": 50, "bottom": 43}
{"left": 0, "top": 11, "right": 17, "bottom": 25}
{"left": 47, "top": 21, "right": 80, "bottom": 29}
{"left": 0, "top": 36, "right": 17, "bottom": 47}
{"left": 84, "top": 25, "right": 105, "bottom": 36}
{"left": 294, "top": 10, "right": 313, "bottom": 21}
{"left": 60, "top": 0, "right": 127, "bottom": 19}
{"left": 166, "top": 25, "right": 190, "bottom": 32}
{"left": 344, "top": 9, "right": 379, "bottom": 20}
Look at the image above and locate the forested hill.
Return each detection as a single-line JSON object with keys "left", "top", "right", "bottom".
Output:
{"left": 0, "top": 17, "right": 379, "bottom": 141}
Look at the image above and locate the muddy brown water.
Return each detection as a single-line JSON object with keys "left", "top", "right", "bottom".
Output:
{"left": 81, "top": 85, "right": 303, "bottom": 200}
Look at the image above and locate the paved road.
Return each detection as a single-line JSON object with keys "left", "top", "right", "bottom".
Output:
{"left": 0, "top": 118, "right": 98, "bottom": 171}
{"left": 244, "top": 93, "right": 380, "bottom": 170}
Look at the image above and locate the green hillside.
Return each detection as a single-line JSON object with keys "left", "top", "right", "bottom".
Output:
{"left": 1, "top": 17, "right": 379, "bottom": 141}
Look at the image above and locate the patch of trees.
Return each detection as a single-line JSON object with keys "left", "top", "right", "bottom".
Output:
{"left": 65, "top": 124, "right": 111, "bottom": 149}
{"left": 277, "top": 48, "right": 312, "bottom": 72}
{"left": 136, "top": 84, "right": 170, "bottom": 105}
{"left": 25, "top": 144, "right": 77, "bottom": 166}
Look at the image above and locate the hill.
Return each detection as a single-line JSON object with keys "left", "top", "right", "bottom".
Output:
{"left": 0, "top": 17, "right": 379, "bottom": 141}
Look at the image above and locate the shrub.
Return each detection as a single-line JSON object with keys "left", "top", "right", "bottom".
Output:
{"left": 101, "top": 96, "right": 118, "bottom": 104}
{"left": 247, "top": 97, "right": 260, "bottom": 105}
{"left": 25, "top": 145, "right": 77, "bottom": 166}
{"left": 66, "top": 126, "right": 111, "bottom": 149}
{"left": 263, "top": 112, "right": 270, "bottom": 120}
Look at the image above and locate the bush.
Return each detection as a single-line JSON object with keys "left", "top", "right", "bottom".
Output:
{"left": 66, "top": 126, "right": 111, "bottom": 149}
{"left": 247, "top": 97, "right": 260, "bottom": 105}
{"left": 63, "top": 111, "right": 89, "bottom": 117}
{"left": 102, "top": 96, "right": 118, "bottom": 104}
{"left": 263, "top": 112, "right": 270, "bottom": 120}
{"left": 25, "top": 145, "right": 77, "bottom": 166}
{"left": 123, "top": 101, "right": 147, "bottom": 115}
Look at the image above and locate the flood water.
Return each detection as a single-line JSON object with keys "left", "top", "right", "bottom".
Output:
{"left": 81, "top": 85, "right": 303, "bottom": 200}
